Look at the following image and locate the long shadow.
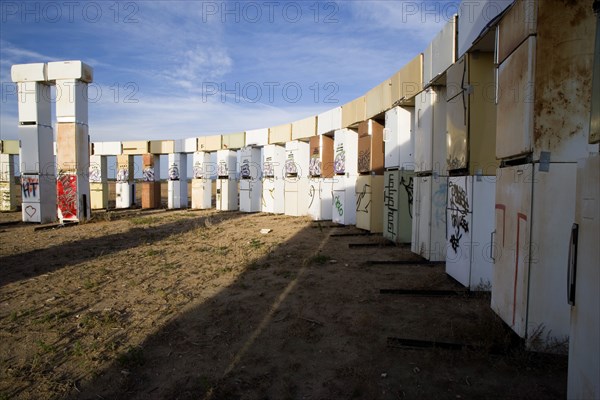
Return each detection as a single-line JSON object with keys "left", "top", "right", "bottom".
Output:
{"left": 0, "top": 211, "right": 244, "bottom": 288}
{"left": 2, "top": 211, "right": 567, "bottom": 399}
{"left": 58, "top": 217, "right": 568, "bottom": 400}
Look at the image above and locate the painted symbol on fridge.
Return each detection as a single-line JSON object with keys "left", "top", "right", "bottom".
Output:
{"left": 285, "top": 154, "right": 298, "bottom": 176}
{"left": 89, "top": 164, "right": 102, "bottom": 183}
{"left": 334, "top": 194, "right": 344, "bottom": 216}
{"left": 309, "top": 156, "right": 321, "bottom": 177}
{"left": 384, "top": 172, "right": 398, "bottom": 237}
{"left": 448, "top": 180, "right": 470, "bottom": 253}
{"left": 218, "top": 161, "right": 228, "bottom": 177}
{"left": 240, "top": 160, "right": 251, "bottom": 179}
{"left": 193, "top": 162, "right": 203, "bottom": 179}
{"left": 400, "top": 175, "right": 414, "bottom": 218}
{"left": 356, "top": 183, "right": 371, "bottom": 213}
{"left": 116, "top": 168, "right": 129, "bottom": 183}
{"left": 21, "top": 176, "right": 39, "bottom": 200}
{"left": 57, "top": 173, "right": 78, "bottom": 220}
{"left": 169, "top": 164, "right": 180, "bottom": 181}
{"left": 334, "top": 144, "right": 346, "bottom": 174}
{"left": 358, "top": 150, "right": 371, "bottom": 173}
{"left": 143, "top": 166, "right": 155, "bottom": 182}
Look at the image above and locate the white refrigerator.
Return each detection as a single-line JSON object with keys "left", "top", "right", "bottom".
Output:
{"left": 262, "top": 145, "right": 285, "bottom": 214}
{"left": 383, "top": 169, "right": 414, "bottom": 244}
{"left": 216, "top": 150, "right": 237, "bottom": 211}
{"left": 191, "top": 151, "right": 212, "bottom": 209}
{"left": 445, "top": 175, "right": 495, "bottom": 290}
{"left": 411, "top": 174, "right": 447, "bottom": 261}
{"left": 567, "top": 153, "right": 599, "bottom": 399}
{"left": 284, "top": 141, "right": 310, "bottom": 217}
{"left": 492, "top": 162, "right": 576, "bottom": 347}
{"left": 238, "top": 146, "right": 262, "bottom": 213}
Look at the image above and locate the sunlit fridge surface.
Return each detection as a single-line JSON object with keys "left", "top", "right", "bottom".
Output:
{"left": 261, "top": 145, "right": 285, "bottom": 214}
{"left": 308, "top": 178, "right": 333, "bottom": 221}
{"left": 411, "top": 174, "right": 447, "bottom": 261}
{"left": 492, "top": 163, "right": 576, "bottom": 346}
{"left": 332, "top": 175, "right": 357, "bottom": 226}
{"left": 216, "top": 150, "right": 237, "bottom": 211}
{"left": 446, "top": 176, "right": 495, "bottom": 290}
{"left": 567, "top": 153, "right": 599, "bottom": 399}
{"left": 191, "top": 151, "right": 212, "bottom": 209}
{"left": 356, "top": 175, "right": 384, "bottom": 233}
{"left": 384, "top": 106, "right": 415, "bottom": 170}
{"left": 284, "top": 141, "right": 310, "bottom": 217}
{"left": 239, "top": 147, "right": 262, "bottom": 213}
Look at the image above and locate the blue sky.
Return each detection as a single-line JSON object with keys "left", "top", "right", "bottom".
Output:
{"left": 1, "top": 1, "right": 460, "bottom": 143}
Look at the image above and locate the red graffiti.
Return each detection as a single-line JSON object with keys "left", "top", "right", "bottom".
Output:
{"left": 57, "top": 174, "right": 78, "bottom": 220}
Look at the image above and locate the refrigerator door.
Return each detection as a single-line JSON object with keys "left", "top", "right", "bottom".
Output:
{"left": 384, "top": 108, "right": 400, "bottom": 169}
{"left": 469, "top": 177, "right": 496, "bottom": 290}
{"left": 527, "top": 163, "right": 576, "bottom": 344}
{"left": 429, "top": 174, "right": 448, "bottom": 262}
{"left": 191, "top": 178, "right": 211, "bottom": 209}
{"left": 496, "top": 37, "right": 536, "bottom": 160}
{"left": 262, "top": 178, "right": 276, "bottom": 213}
{"left": 332, "top": 176, "right": 356, "bottom": 225}
{"left": 397, "top": 170, "right": 415, "bottom": 244}
{"left": 432, "top": 87, "right": 448, "bottom": 176}
{"left": 285, "top": 177, "right": 309, "bottom": 217}
{"left": 383, "top": 170, "right": 400, "bottom": 242}
{"left": 492, "top": 165, "right": 533, "bottom": 337}
{"left": 568, "top": 154, "right": 599, "bottom": 399}
{"left": 446, "top": 176, "right": 473, "bottom": 287}
{"left": 355, "top": 175, "right": 373, "bottom": 231}
{"left": 385, "top": 107, "right": 415, "bottom": 170}
{"left": 415, "top": 90, "right": 435, "bottom": 172}
{"left": 412, "top": 176, "right": 431, "bottom": 257}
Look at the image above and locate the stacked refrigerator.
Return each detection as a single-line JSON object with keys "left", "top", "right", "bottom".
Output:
{"left": 0, "top": 141, "right": 19, "bottom": 211}
{"left": 308, "top": 134, "right": 334, "bottom": 221}
{"left": 238, "top": 146, "right": 262, "bottom": 212}
{"left": 383, "top": 106, "right": 415, "bottom": 243}
{"left": 332, "top": 128, "right": 358, "bottom": 225}
{"left": 191, "top": 151, "right": 212, "bottom": 209}
{"left": 411, "top": 87, "right": 449, "bottom": 262}
{"left": 50, "top": 61, "right": 93, "bottom": 222}
{"left": 284, "top": 140, "right": 310, "bottom": 217}
{"left": 90, "top": 142, "right": 121, "bottom": 210}
{"left": 261, "top": 144, "right": 285, "bottom": 214}
{"left": 445, "top": 49, "right": 498, "bottom": 290}
{"left": 492, "top": 0, "right": 598, "bottom": 348}
{"left": 567, "top": 3, "right": 599, "bottom": 397}
{"left": 12, "top": 63, "right": 56, "bottom": 223}
{"left": 356, "top": 120, "right": 384, "bottom": 233}
{"left": 216, "top": 150, "right": 237, "bottom": 211}
{"left": 167, "top": 140, "right": 188, "bottom": 209}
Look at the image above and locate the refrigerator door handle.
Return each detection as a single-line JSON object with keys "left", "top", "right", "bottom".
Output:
{"left": 567, "top": 223, "right": 579, "bottom": 306}
{"left": 490, "top": 230, "right": 496, "bottom": 262}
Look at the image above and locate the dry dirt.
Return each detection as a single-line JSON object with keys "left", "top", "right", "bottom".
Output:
{"left": 0, "top": 209, "right": 567, "bottom": 399}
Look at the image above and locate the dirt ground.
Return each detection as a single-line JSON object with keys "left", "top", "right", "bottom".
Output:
{"left": 0, "top": 209, "right": 567, "bottom": 399}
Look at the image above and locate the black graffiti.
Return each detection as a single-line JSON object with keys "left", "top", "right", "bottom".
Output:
{"left": 357, "top": 150, "right": 371, "bottom": 173}
{"left": 449, "top": 181, "right": 470, "bottom": 253}
{"left": 400, "top": 175, "right": 414, "bottom": 218}
{"left": 308, "top": 184, "right": 315, "bottom": 208}
{"left": 384, "top": 173, "right": 398, "bottom": 236}
{"left": 356, "top": 183, "right": 371, "bottom": 213}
